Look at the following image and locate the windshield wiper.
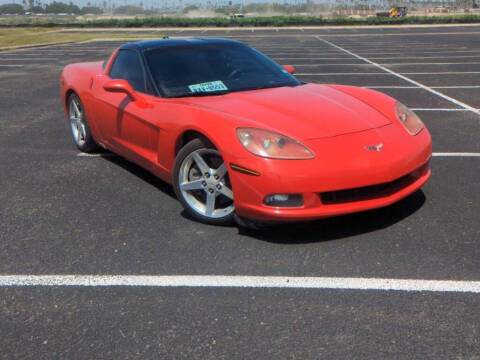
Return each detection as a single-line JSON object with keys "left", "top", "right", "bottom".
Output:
{"left": 167, "top": 90, "right": 229, "bottom": 98}
{"left": 246, "top": 84, "right": 287, "bottom": 91}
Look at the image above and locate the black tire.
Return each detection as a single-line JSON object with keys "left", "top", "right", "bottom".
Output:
{"left": 67, "top": 92, "right": 98, "bottom": 153}
{"left": 173, "top": 138, "right": 235, "bottom": 225}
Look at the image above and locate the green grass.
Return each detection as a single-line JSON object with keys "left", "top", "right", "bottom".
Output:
{"left": 0, "top": 16, "right": 73, "bottom": 26}
{"left": 1, "top": 14, "right": 480, "bottom": 29}
{"left": 0, "top": 30, "right": 158, "bottom": 48}
{"left": 77, "top": 14, "right": 480, "bottom": 27}
{"left": 0, "top": 27, "right": 52, "bottom": 36}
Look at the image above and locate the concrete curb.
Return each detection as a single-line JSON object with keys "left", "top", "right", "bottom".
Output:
{"left": 0, "top": 41, "right": 75, "bottom": 52}
{"left": 55, "top": 23, "right": 480, "bottom": 31}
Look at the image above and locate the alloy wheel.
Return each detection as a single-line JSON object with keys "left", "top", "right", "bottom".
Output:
{"left": 178, "top": 148, "right": 234, "bottom": 219}
{"left": 69, "top": 97, "right": 87, "bottom": 147}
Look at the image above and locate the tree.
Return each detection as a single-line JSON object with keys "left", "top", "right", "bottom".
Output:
{"left": 182, "top": 4, "right": 199, "bottom": 13}
{"left": 81, "top": 5, "right": 103, "bottom": 14}
{"left": 45, "top": 1, "right": 81, "bottom": 13}
{"left": 0, "top": 3, "right": 25, "bottom": 14}
{"left": 30, "top": 5, "right": 43, "bottom": 12}
{"left": 455, "top": 0, "right": 475, "bottom": 8}
{"left": 113, "top": 4, "right": 144, "bottom": 14}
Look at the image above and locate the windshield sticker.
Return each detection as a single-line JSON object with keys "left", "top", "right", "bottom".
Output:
{"left": 188, "top": 80, "right": 228, "bottom": 93}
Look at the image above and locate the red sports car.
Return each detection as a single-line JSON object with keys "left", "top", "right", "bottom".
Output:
{"left": 60, "top": 38, "right": 432, "bottom": 226}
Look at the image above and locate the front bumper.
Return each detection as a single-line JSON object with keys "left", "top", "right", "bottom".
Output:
{"left": 226, "top": 125, "right": 432, "bottom": 222}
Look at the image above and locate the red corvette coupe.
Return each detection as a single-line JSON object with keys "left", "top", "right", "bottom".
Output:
{"left": 60, "top": 38, "right": 431, "bottom": 225}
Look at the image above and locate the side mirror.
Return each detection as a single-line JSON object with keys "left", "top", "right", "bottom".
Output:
{"left": 103, "top": 79, "right": 139, "bottom": 101}
{"left": 282, "top": 65, "right": 295, "bottom": 75}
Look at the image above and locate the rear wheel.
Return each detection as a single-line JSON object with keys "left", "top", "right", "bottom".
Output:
{"left": 173, "top": 138, "right": 235, "bottom": 225}
{"left": 68, "top": 93, "right": 97, "bottom": 152}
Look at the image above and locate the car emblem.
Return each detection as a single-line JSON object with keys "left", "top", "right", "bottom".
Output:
{"left": 365, "top": 143, "right": 383, "bottom": 152}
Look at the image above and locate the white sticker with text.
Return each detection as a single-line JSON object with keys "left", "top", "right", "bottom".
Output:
{"left": 188, "top": 80, "right": 228, "bottom": 93}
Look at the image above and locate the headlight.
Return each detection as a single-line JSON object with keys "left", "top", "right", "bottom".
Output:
{"left": 395, "top": 102, "right": 424, "bottom": 136}
{"left": 236, "top": 127, "right": 314, "bottom": 159}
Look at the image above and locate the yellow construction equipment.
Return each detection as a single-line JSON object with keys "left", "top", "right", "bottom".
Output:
{"left": 389, "top": 6, "right": 408, "bottom": 17}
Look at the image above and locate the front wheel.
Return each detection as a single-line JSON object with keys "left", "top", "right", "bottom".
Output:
{"left": 173, "top": 138, "right": 235, "bottom": 225}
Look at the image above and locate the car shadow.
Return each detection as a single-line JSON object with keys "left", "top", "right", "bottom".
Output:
{"left": 96, "top": 149, "right": 426, "bottom": 244}
{"left": 100, "top": 151, "right": 177, "bottom": 200}
{"left": 238, "top": 190, "right": 426, "bottom": 244}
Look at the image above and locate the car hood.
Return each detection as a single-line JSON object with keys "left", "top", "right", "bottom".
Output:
{"left": 182, "top": 83, "right": 392, "bottom": 141}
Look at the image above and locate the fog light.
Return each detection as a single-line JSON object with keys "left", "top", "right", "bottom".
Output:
{"left": 264, "top": 194, "right": 303, "bottom": 207}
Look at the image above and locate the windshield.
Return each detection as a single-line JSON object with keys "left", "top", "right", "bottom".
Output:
{"left": 145, "top": 42, "right": 300, "bottom": 98}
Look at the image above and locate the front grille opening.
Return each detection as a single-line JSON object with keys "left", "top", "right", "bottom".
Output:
{"left": 320, "top": 164, "right": 428, "bottom": 205}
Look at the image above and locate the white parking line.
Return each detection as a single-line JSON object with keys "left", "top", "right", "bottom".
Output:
{"left": 77, "top": 151, "right": 480, "bottom": 158}
{"left": 0, "top": 64, "right": 24, "bottom": 67}
{"left": 296, "top": 73, "right": 389, "bottom": 75}
{"left": 274, "top": 56, "right": 480, "bottom": 60}
{"left": 293, "top": 64, "right": 377, "bottom": 66}
{"left": 369, "top": 55, "right": 480, "bottom": 60}
{"left": 401, "top": 72, "right": 480, "bottom": 75}
{"left": 76, "top": 152, "right": 116, "bottom": 157}
{"left": 330, "top": 45, "right": 459, "bottom": 50}
{"left": 355, "top": 50, "right": 480, "bottom": 55}
{"left": 382, "top": 62, "right": 480, "bottom": 66}
{"left": 274, "top": 57, "right": 367, "bottom": 60}
{"left": 315, "top": 37, "right": 480, "bottom": 116}
{"left": 258, "top": 45, "right": 453, "bottom": 50}
{"left": 32, "top": 49, "right": 102, "bottom": 52}
{"left": 323, "top": 31, "right": 480, "bottom": 38}
{"left": 432, "top": 152, "right": 480, "bottom": 157}
{"left": 293, "top": 62, "right": 480, "bottom": 66}
{"left": 265, "top": 50, "right": 480, "bottom": 56}
{"left": 411, "top": 108, "right": 470, "bottom": 111}
{"left": 368, "top": 86, "right": 480, "bottom": 90}
{"left": 296, "top": 72, "right": 480, "bottom": 75}
{"left": 263, "top": 52, "right": 355, "bottom": 55}
{"left": 0, "top": 275, "right": 479, "bottom": 293}
{"left": 0, "top": 58, "right": 57, "bottom": 61}
{"left": 367, "top": 86, "right": 419, "bottom": 89}
{"left": 432, "top": 86, "right": 480, "bottom": 89}
{"left": 0, "top": 53, "right": 65, "bottom": 56}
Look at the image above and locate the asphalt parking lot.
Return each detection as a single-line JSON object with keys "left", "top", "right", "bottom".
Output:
{"left": 1, "top": 25, "right": 479, "bottom": 359}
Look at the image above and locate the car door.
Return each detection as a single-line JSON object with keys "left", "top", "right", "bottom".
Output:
{"left": 93, "top": 49, "right": 159, "bottom": 167}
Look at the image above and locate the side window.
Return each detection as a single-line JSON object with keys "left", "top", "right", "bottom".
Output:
{"left": 109, "top": 50, "right": 147, "bottom": 94}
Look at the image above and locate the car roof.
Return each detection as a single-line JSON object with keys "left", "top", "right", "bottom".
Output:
{"left": 119, "top": 38, "right": 244, "bottom": 52}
